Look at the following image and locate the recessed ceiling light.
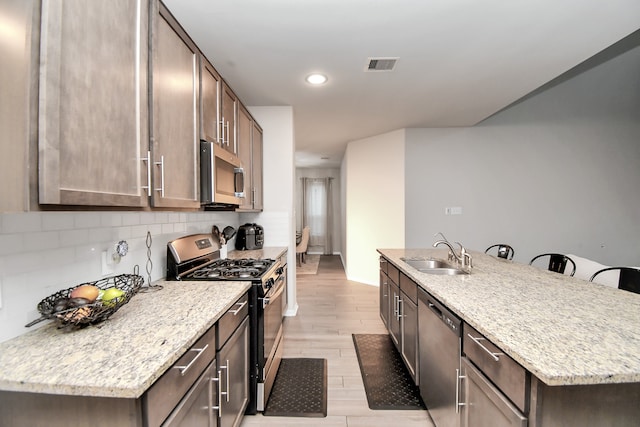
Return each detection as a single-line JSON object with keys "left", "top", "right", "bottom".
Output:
{"left": 305, "top": 73, "right": 328, "bottom": 85}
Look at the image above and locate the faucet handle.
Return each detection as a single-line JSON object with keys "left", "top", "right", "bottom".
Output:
{"left": 460, "top": 247, "right": 473, "bottom": 270}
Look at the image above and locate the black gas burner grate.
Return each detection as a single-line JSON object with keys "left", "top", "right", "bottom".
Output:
{"left": 187, "top": 258, "right": 275, "bottom": 281}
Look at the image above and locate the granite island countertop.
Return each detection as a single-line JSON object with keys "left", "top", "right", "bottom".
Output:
{"left": 0, "top": 247, "right": 287, "bottom": 399}
{"left": 378, "top": 248, "right": 640, "bottom": 387}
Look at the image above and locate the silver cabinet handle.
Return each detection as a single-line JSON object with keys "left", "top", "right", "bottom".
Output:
{"left": 173, "top": 344, "right": 209, "bottom": 376}
{"left": 225, "top": 359, "right": 230, "bottom": 402}
{"left": 219, "top": 119, "right": 229, "bottom": 146}
{"left": 219, "top": 360, "right": 229, "bottom": 402}
{"left": 393, "top": 295, "right": 399, "bottom": 317}
{"left": 456, "top": 368, "right": 466, "bottom": 413}
{"left": 467, "top": 334, "right": 503, "bottom": 361}
{"left": 154, "top": 155, "right": 165, "bottom": 197}
{"left": 398, "top": 298, "right": 404, "bottom": 320}
{"left": 218, "top": 118, "right": 224, "bottom": 144}
{"left": 229, "top": 300, "right": 247, "bottom": 315}
{"left": 212, "top": 370, "right": 222, "bottom": 416}
{"left": 141, "top": 150, "right": 151, "bottom": 196}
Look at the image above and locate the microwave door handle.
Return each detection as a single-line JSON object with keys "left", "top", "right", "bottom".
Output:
{"left": 234, "top": 167, "right": 245, "bottom": 197}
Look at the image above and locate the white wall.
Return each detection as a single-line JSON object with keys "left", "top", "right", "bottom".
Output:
{"left": 245, "top": 106, "right": 298, "bottom": 315}
{"left": 343, "top": 129, "right": 405, "bottom": 285}
{"left": 405, "top": 42, "right": 640, "bottom": 266}
{"left": 295, "top": 167, "right": 342, "bottom": 255}
{"left": 0, "top": 211, "right": 241, "bottom": 342}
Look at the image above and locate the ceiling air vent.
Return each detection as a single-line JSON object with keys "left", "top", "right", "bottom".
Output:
{"left": 366, "top": 57, "right": 398, "bottom": 72}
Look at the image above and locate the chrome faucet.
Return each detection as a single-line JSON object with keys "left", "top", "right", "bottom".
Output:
{"left": 432, "top": 232, "right": 473, "bottom": 272}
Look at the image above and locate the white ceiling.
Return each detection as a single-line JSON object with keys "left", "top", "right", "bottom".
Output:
{"left": 163, "top": 0, "right": 640, "bottom": 168}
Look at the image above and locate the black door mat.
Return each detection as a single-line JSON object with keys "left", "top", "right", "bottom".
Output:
{"left": 263, "top": 358, "right": 327, "bottom": 417}
{"left": 353, "top": 334, "right": 425, "bottom": 410}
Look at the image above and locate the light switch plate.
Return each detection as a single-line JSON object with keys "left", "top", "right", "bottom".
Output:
{"left": 451, "top": 206, "right": 463, "bottom": 215}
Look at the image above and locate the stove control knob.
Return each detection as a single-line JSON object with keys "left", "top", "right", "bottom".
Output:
{"left": 265, "top": 278, "right": 275, "bottom": 289}
{"left": 276, "top": 267, "right": 284, "bottom": 275}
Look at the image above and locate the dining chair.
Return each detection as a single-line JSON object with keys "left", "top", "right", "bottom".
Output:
{"left": 529, "top": 253, "right": 576, "bottom": 276}
{"left": 589, "top": 267, "right": 640, "bottom": 294}
{"left": 296, "top": 226, "right": 310, "bottom": 267}
{"left": 485, "top": 244, "right": 514, "bottom": 260}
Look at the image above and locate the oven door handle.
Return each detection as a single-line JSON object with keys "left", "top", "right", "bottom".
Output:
{"left": 261, "top": 278, "right": 285, "bottom": 308}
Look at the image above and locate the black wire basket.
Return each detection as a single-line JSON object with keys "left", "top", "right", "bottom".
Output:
{"left": 26, "top": 274, "right": 143, "bottom": 328}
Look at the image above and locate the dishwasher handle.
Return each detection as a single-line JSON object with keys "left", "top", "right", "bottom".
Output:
{"left": 427, "top": 300, "right": 442, "bottom": 318}
{"left": 421, "top": 291, "right": 461, "bottom": 335}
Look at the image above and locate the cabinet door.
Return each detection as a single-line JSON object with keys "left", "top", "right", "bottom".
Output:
{"left": 460, "top": 357, "right": 527, "bottom": 427}
{"left": 217, "top": 317, "right": 249, "bottom": 427}
{"left": 250, "top": 122, "right": 264, "bottom": 211}
{"left": 201, "top": 57, "right": 221, "bottom": 144}
{"left": 1, "top": 0, "right": 33, "bottom": 212}
{"left": 38, "top": 0, "right": 149, "bottom": 207}
{"left": 220, "top": 83, "right": 237, "bottom": 154}
{"left": 379, "top": 270, "right": 389, "bottom": 327}
{"left": 236, "top": 105, "right": 253, "bottom": 210}
{"left": 163, "top": 363, "right": 215, "bottom": 427}
{"left": 388, "top": 281, "right": 401, "bottom": 348}
{"left": 151, "top": 2, "right": 200, "bottom": 208}
{"left": 401, "top": 293, "right": 418, "bottom": 383}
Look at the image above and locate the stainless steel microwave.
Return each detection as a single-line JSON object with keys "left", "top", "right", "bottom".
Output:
{"left": 200, "top": 140, "right": 245, "bottom": 206}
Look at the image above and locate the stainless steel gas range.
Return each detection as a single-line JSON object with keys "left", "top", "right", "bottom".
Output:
{"left": 166, "top": 234, "right": 286, "bottom": 415}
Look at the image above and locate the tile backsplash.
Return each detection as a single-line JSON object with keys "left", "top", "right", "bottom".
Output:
{"left": 0, "top": 211, "right": 241, "bottom": 343}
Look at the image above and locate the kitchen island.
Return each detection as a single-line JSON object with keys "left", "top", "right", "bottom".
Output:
{"left": 379, "top": 248, "right": 640, "bottom": 426}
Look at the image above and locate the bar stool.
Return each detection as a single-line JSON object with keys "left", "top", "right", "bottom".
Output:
{"left": 590, "top": 267, "right": 640, "bottom": 294}
{"left": 485, "top": 244, "right": 514, "bottom": 260}
{"left": 529, "top": 253, "right": 576, "bottom": 276}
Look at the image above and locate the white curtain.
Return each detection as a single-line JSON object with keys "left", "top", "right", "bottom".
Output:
{"left": 300, "top": 177, "right": 333, "bottom": 255}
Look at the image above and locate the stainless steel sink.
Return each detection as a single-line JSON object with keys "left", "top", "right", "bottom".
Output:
{"left": 401, "top": 257, "right": 469, "bottom": 275}
{"left": 419, "top": 267, "right": 468, "bottom": 275}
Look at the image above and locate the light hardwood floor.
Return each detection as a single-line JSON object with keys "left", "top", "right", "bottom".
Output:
{"left": 241, "top": 256, "right": 434, "bottom": 427}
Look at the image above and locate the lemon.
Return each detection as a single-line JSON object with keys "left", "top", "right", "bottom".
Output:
{"left": 101, "top": 287, "right": 125, "bottom": 307}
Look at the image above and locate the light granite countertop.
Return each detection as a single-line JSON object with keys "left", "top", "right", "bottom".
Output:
{"left": 379, "top": 248, "right": 640, "bottom": 387}
{"left": 0, "top": 247, "right": 287, "bottom": 399}
{"left": 230, "top": 246, "right": 287, "bottom": 261}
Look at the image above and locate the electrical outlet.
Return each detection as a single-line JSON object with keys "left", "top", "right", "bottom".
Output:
{"left": 445, "top": 207, "right": 451, "bottom": 215}
{"left": 102, "top": 250, "right": 115, "bottom": 275}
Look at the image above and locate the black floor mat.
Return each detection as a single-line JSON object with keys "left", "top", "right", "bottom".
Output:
{"left": 263, "top": 358, "right": 327, "bottom": 417}
{"left": 353, "top": 334, "right": 425, "bottom": 410}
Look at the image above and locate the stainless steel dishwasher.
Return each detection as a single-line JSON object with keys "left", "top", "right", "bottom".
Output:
{"left": 418, "top": 288, "right": 462, "bottom": 427}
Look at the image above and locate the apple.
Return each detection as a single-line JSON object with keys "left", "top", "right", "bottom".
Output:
{"left": 69, "top": 285, "right": 100, "bottom": 302}
{"left": 101, "top": 287, "right": 125, "bottom": 307}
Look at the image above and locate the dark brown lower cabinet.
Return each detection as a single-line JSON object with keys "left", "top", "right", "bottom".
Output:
{"left": 460, "top": 357, "right": 527, "bottom": 427}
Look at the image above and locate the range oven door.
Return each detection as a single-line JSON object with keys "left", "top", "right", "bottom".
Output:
{"left": 257, "top": 269, "right": 285, "bottom": 411}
